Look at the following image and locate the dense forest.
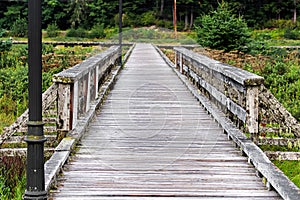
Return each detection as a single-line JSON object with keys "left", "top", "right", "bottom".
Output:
{"left": 0, "top": 0, "right": 300, "bottom": 31}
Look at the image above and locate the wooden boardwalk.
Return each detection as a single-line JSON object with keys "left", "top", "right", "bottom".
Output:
{"left": 50, "top": 44, "right": 281, "bottom": 199}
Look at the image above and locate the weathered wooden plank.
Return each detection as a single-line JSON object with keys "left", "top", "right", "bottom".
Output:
{"left": 163, "top": 48, "right": 299, "bottom": 199}
{"left": 50, "top": 44, "right": 281, "bottom": 199}
{"left": 52, "top": 190, "right": 279, "bottom": 198}
{"left": 51, "top": 197, "right": 281, "bottom": 200}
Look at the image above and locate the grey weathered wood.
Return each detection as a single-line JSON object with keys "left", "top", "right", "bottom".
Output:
{"left": 159, "top": 47, "right": 299, "bottom": 200}
{"left": 0, "top": 148, "right": 54, "bottom": 157}
{"left": 44, "top": 45, "right": 134, "bottom": 193}
{"left": 174, "top": 47, "right": 264, "bottom": 140}
{"left": 259, "top": 85, "right": 300, "bottom": 137}
{"left": 50, "top": 44, "right": 280, "bottom": 199}
{"left": 0, "top": 84, "right": 58, "bottom": 145}
{"left": 53, "top": 46, "right": 120, "bottom": 131}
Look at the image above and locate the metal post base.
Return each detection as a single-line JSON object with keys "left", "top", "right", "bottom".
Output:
{"left": 23, "top": 190, "right": 47, "bottom": 200}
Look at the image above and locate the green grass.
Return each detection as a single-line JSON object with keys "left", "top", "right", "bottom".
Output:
{"left": 259, "top": 145, "right": 300, "bottom": 152}
{"left": 273, "top": 160, "right": 300, "bottom": 188}
{"left": 252, "top": 28, "right": 300, "bottom": 46}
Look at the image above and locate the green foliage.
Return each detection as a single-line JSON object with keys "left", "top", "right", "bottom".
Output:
{"left": 264, "top": 19, "right": 300, "bottom": 29}
{"left": 283, "top": 29, "right": 300, "bottom": 40}
{"left": 195, "top": 2, "right": 251, "bottom": 52}
{"left": 0, "top": 30, "right": 12, "bottom": 53}
{"left": 0, "top": 156, "right": 26, "bottom": 200}
{"left": 155, "top": 20, "right": 173, "bottom": 29}
{"left": 46, "top": 23, "right": 60, "bottom": 38}
{"left": 0, "top": 40, "right": 12, "bottom": 53}
{"left": 273, "top": 161, "right": 300, "bottom": 188}
{"left": 42, "top": 44, "right": 54, "bottom": 55}
{"left": 88, "top": 23, "right": 106, "bottom": 39}
{"left": 259, "top": 59, "right": 300, "bottom": 120}
{"left": 260, "top": 144, "right": 300, "bottom": 152}
{"left": 252, "top": 29, "right": 284, "bottom": 41}
{"left": 66, "top": 28, "right": 88, "bottom": 38}
{"left": 242, "top": 47, "right": 300, "bottom": 121}
{"left": 9, "top": 18, "right": 27, "bottom": 37}
{"left": 141, "top": 11, "right": 156, "bottom": 26}
{"left": 0, "top": 65, "right": 28, "bottom": 116}
{"left": 246, "top": 40, "right": 269, "bottom": 55}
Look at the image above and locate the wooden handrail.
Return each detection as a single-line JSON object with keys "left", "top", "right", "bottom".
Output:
{"left": 53, "top": 45, "right": 121, "bottom": 132}
{"left": 174, "top": 47, "right": 264, "bottom": 141}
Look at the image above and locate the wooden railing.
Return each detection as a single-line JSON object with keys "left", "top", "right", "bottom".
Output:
{"left": 0, "top": 45, "right": 121, "bottom": 153}
{"left": 0, "top": 84, "right": 58, "bottom": 150}
{"left": 174, "top": 47, "right": 264, "bottom": 141}
{"left": 156, "top": 45, "right": 300, "bottom": 200}
{"left": 53, "top": 46, "right": 120, "bottom": 133}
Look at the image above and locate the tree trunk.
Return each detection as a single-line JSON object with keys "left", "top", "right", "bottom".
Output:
{"left": 160, "top": 0, "right": 164, "bottom": 16}
{"left": 184, "top": 9, "right": 188, "bottom": 30}
{"left": 293, "top": 0, "right": 297, "bottom": 23}
{"left": 189, "top": 8, "right": 194, "bottom": 30}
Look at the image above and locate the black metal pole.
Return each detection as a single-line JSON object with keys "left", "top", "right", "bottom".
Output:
{"left": 119, "top": 0, "right": 122, "bottom": 66}
{"left": 23, "top": 0, "right": 47, "bottom": 199}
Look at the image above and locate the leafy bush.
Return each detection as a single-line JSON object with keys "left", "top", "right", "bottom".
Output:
{"left": 9, "top": 18, "right": 27, "bottom": 37}
{"left": 257, "top": 55, "right": 300, "bottom": 120}
{"left": 88, "top": 23, "right": 106, "bottom": 39}
{"left": 141, "top": 11, "right": 156, "bottom": 26}
{"left": 66, "top": 28, "right": 88, "bottom": 38}
{"left": 0, "top": 29, "right": 8, "bottom": 37}
{"left": 155, "top": 20, "right": 173, "bottom": 29}
{"left": 0, "top": 156, "right": 26, "bottom": 200}
{"left": 0, "top": 65, "right": 28, "bottom": 110}
{"left": 264, "top": 19, "right": 300, "bottom": 29}
{"left": 195, "top": 2, "right": 251, "bottom": 52}
{"left": 283, "top": 29, "right": 300, "bottom": 40}
{"left": 246, "top": 39, "right": 269, "bottom": 55}
{"left": 46, "top": 23, "right": 59, "bottom": 38}
{"left": 0, "top": 40, "right": 12, "bottom": 53}
{"left": 42, "top": 44, "right": 54, "bottom": 54}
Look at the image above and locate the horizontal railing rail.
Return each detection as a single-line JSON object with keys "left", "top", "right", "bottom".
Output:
{"left": 12, "top": 40, "right": 133, "bottom": 47}
{"left": 0, "top": 84, "right": 58, "bottom": 147}
{"left": 174, "top": 47, "right": 264, "bottom": 141}
{"left": 53, "top": 45, "right": 121, "bottom": 133}
{"left": 155, "top": 45, "right": 300, "bottom": 200}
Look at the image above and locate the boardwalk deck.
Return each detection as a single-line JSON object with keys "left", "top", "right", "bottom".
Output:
{"left": 50, "top": 44, "right": 281, "bottom": 199}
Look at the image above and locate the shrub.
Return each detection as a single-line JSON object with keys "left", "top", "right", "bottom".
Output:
{"left": 0, "top": 39, "right": 12, "bottom": 53}
{"left": 264, "top": 19, "right": 300, "bottom": 29}
{"left": 0, "top": 156, "right": 26, "bottom": 199}
{"left": 88, "top": 23, "right": 106, "bottom": 39}
{"left": 155, "top": 20, "right": 173, "bottom": 29}
{"left": 141, "top": 11, "right": 156, "bottom": 26}
{"left": 283, "top": 29, "right": 300, "bottom": 40}
{"left": 246, "top": 40, "right": 268, "bottom": 55}
{"left": 195, "top": 1, "right": 251, "bottom": 52}
{"left": 66, "top": 28, "right": 87, "bottom": 38}
{"left": 9, "top": 18, "right": 27, "bottom": 37}
{"left": 46, "top": 23, "right": 59, "bottom": 38}
{"left": 0, "top": 29, "right": 8, "bottom": 37}
{"left": 42, "top": 44, "right": 54, "bottom": 54}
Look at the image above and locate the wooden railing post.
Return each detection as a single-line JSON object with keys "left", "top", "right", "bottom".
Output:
{"left": 53, "top": 46, "right": 120, "bottom": 133}
{"left": 175, "top": 51, "right": 183, "bottom": 74}
{"left": 246, "top": 85, "right": 260, "bottom": 142}
{"left": 174, "top": 47, "right": 264, "bottom": 143}
{"left": 56, "top": 81, "right": 74, "bottom": 133}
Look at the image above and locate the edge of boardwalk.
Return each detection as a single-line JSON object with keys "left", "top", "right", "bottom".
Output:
{"left": 155, "top": 44, "right": 300, "bottom": 200}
